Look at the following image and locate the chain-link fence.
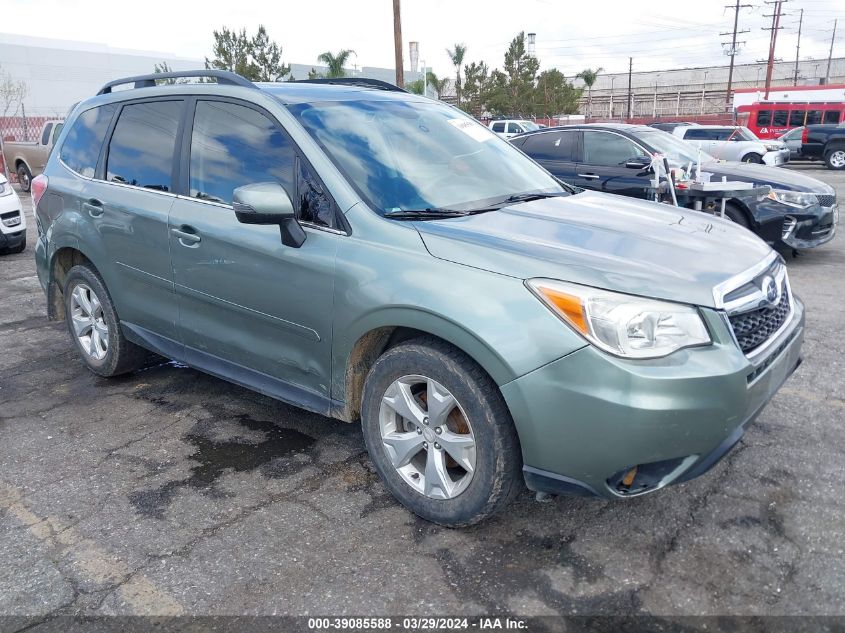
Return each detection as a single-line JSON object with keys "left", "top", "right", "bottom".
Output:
{"left": 1, "top": 116, "right": 56, "bottom": 183}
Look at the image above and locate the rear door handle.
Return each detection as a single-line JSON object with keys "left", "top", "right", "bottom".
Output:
{"left": 82, "top": 198, "right": 104, "bottom": 217}
{"left": 171, "top": 226, "right": 201, "bottom": 247}
{"left": 577, "top": 173, "right": 600, "bottom": 180}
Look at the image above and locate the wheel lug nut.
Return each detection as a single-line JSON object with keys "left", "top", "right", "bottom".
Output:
{"left": 423, "top": 417, "right": 429, "bottom": 426}
{"left": 435, "top": 427, "right": 442, "bottom": 435}
{"left": 434, "top": 443, "right": 441, "bottom": 450}
{"left": 423, "top": 442, "right": 428, "bottom": 449}
{"left": 416, "top": 428, "right": 422, "bottom": 434}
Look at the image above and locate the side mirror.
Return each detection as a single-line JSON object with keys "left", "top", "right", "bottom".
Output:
{"left": 233, "top": 182, "right": 305, "bottom": 248}
{"left": 625, "top": 157, "right": 652, "bottom": 170}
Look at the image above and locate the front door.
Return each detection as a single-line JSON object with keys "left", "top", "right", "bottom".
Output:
{"left": 169, "top": 99, "right": 338, "bottom": 400}
{"left": 576, "top": 130, "right": 652, "bottom": 198}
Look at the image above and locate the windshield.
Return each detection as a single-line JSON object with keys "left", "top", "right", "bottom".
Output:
{"left": 635, "top": 129, "right": 717, "bottom": 164}
{"left": 287, "top": 99, "right": 565, "bottom": 214}
{"left": 519, "top": 121, "right": 540, "bottom": 131}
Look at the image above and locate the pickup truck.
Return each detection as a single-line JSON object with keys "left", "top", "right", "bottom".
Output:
{"left": 2, "top": 119, "right": 64, "bottom": 192}
{"left": 801, "top": 124, "right": 845, "bottom": 170}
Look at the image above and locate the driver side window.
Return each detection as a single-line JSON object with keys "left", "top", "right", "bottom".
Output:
{"left": 582, "top": 131, "right": 646, "bottom": 167}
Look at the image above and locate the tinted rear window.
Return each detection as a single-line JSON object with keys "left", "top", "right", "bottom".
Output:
{"left": 521, "top": 131, "right": 576, "bottom": 162}
{"left": 59, "top": 104, "right": 117, "bottom": 178}
{"left": 105, "top": 101, "right": 182, "bottom": 191}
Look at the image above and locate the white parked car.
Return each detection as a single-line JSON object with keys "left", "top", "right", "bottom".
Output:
{"left": 0, "top": 173, "right": 26, "bottom": 254}
{"left": 488, "top": 119, "right": 540, "bottom": 139}
{"left": 672, "top": 125, "right": 790, "bottom": 166}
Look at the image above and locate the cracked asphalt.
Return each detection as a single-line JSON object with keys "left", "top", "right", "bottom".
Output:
{"left": 1, "top": 166, "right": 844, "bottom": 622}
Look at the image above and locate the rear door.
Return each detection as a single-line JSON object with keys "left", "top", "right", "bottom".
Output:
{"left": 82, "top": 99, "right": 183, "bottom": 341}
{"left": 168, "top": 98, "right": 338, "bottom": 399}
{"left": 518, "top": 129, "right": 580, "bottom": 186}
{"left": 576, "top": 130, "right": 652, "bottom": 198}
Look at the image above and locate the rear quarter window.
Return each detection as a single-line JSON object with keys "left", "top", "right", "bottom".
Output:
{"left": 59, "top": 104, "right": 117, "bottom": 178}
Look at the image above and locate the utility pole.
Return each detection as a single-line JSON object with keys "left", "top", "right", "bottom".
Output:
{"left": 626, "top": 57, "right": 633, "bottom": 121}
{"left": 793, "top": 8, "right": 803, "bottom": 85}
{"left": 762, "top": 0, "right": 786, "bottom": 99}
{"left": 392, "top": 0, "right": 404, "bottom": 88}
{"left": 722, "top": 0, "right": 752, "bottom": 109}
{"left": 825, "top": 19, "right": 838, "bottom": 84}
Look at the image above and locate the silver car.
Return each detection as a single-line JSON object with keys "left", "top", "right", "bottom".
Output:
{"left": 673, "top": 125, "right": 790, "bottom": 166}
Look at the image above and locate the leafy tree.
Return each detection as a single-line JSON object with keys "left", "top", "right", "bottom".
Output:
{"left": 308, "top": 68, "right": 321, "bottom": 80}
{"left": 406, "top": 71, "right": 449, "bottom": 99}
{"left": 484, "top": 32, "right": 539, "bottom": 116}
{"left": 460, "top": 61, "right": 489, "bottom": 117}
{"left": 445, "top": 43, "right": 467, "bottom": 107}
{"left": 316, "top": 49, "right": 356, "bottom": 79}
{"left": 576, "top": 67, "right": 603, "bottom": 117}
{"left": 252, "top": 26, "right": 290, "bottom": 81}
{"left": 205, "top": 25, "right": 290, "bottom": 82}
{"left": 535, "top": 69, "right": 582, "bottom": 117}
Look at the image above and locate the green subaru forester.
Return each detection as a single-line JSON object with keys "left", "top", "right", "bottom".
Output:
{"left": 33, "top": 70, "right": 803, "bottom": 526}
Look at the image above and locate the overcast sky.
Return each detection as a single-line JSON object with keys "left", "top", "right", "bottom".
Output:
{"left": 3, "top": 0, "right": 843, "bottom": 79}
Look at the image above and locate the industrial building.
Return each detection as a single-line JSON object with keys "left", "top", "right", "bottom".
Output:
{"left": 580, "top": 57, "right": 845, "bottom": 119}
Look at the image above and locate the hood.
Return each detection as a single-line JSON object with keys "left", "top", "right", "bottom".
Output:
{"left": 414, "top": 191, "right": 772, "bottom": 308}
{"left": 702, "top": 161, "right": 834, "bottom": 193}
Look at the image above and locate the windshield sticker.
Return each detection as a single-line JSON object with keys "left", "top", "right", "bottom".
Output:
{"left": 448, "top": 118, "right": 494, "bottom": 142}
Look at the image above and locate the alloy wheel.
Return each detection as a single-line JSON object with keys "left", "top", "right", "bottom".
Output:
{"left": 378, "top": 374, "right": 476, "bottom": 500}
{"left": 830, "top": 150, "right": 845, "bottom": 169}
{"left": 70, "top": 283, "right": 109, "bottom": 360}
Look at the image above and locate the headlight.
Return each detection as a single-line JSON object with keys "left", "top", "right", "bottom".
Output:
{"left": 767, "top": 189, "right": 816, "bottom": 209}
{"left": 764, "top": 143, "right": 783, "bottom": 151}
{"left": 526, "top": 279, "right": 711, "bottom": 359}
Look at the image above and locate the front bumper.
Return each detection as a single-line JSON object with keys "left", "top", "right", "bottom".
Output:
{"left": 0, "top": 228, "right": 25, "bottom": 249}
{"left": 763, "top": 148, "right": 790, "bottom": 166}
{"left": 502, "top": 299, "right": 804, "bottom": 499}
{"left": 782, "top": 204, "right": 838, "bottom": 249}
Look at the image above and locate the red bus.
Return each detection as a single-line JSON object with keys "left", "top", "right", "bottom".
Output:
{"left": 734, "top": 85, "right": 845, "bottom": 139}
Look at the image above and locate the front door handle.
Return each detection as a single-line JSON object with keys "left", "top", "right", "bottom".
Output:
{"left": 171, "top": 226, "right": 201, "bottom": 247}
{"left": 82, "top": 198, "right": 104, "bottom": 217}
{"left": 577, "top": 173, "right": 600, "bottom": 180}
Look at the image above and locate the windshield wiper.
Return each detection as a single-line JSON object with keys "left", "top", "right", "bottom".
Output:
{"left": 384, "top": 209, "right": 471, "bottom": 220}
{"left": 501, "top": 192, "right": 569, "bottom": 204}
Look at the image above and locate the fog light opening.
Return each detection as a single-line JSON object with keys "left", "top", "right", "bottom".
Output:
{"left": 609, "top": 457, "right": 690, "bottom": 496}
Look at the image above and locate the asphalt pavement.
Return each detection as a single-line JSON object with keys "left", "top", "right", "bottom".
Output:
{"left": 1, "top": 165, "right": 844, "bottom": 622}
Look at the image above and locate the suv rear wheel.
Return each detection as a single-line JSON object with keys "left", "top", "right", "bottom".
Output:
{"left": 63, "top": 264, "right": 147, "bottom": 376}
{"left": 361, "top": 337, "right": 521, "bottom": 526}
{"left": 824, "top": 148, "right": 845, "bottom": 170}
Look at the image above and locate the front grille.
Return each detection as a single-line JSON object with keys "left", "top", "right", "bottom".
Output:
{"left": 728, "top": 281, "right": 790, "bottom": 354}
{"left": 816, "top": 194, "right": 836, "bottom": 207}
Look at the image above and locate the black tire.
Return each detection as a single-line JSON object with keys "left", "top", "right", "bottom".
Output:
{"left": 63, "top": 264, "right": 148, "bottom": 377}
{"left": 742, "top": 153, "right": 764, "bottom": 164}
{"left": 723, "top": 202, "right": 751, "bottom": 229}
{"left": 361, "top": 337, "right": 522, "bottom": 527}
{"left": 824, "top": 148, "right": 845, "bottom": 170}
{"left": 8, "top": 235, "right": 26, "bottom": 254}
{"left": 16, "top": 164, "right": 32, "bottom": 193}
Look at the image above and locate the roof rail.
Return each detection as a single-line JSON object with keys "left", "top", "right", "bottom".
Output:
{"left": 97, "top": 70, "right": 257, "bottom": 95}
{"left": 294, "top": 78, "right": 406, "bottom": 92}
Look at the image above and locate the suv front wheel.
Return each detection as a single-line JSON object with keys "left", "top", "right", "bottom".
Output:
{"left": 361, "top": 337, "right": 522, "bottom": 526}
{"left": 63, "top": 264, "right": 148, "bottom": 376}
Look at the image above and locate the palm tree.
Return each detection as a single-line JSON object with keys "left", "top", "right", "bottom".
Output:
{"left": 317, "top": 49, "right": 356, "bottom": 79}
{"left": 426, "top": 71, "right": 450, "bottom": 99}
{"left": 446, "top": 43, "right": 467, "bottom": 107}
{"left": 576, "top": 67, "right": 604, "bottom": 118}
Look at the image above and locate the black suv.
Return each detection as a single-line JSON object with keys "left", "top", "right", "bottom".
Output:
{"left": 512, "top": 123, "right": 838, "bottom": 249}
